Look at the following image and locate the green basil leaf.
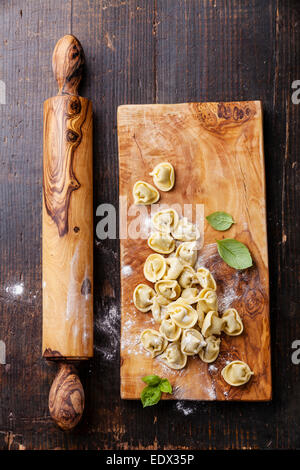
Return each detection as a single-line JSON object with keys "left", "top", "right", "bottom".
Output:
{"left": 141, "top": 385, "right": 162, "bottom": 408}
{"left": 217, "top": 238, "right": 253, "bottom": 270}
{"left": 142, "top": 375, "right": 161, "bottom": 386}
{"left": 159, "top": 378, "right": 172, "bottom": 394}
{"left": 206, "top": 211, "right": 234, "bottom": 231}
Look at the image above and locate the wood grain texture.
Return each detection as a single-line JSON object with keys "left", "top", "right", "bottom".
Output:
{"left": 52, "top": 35, "right": 85, "bottom": 96}
{"left": 42, "top": 34, "right": 93, "bottom": 430}
{"left": 42, "top": 60, "right": 93, "bottom": 360}
{"left": 118, "top": 100, "right": 271, "bottom": 401}
{"left": 49, "top": 363, "right": 84, "bottom": 430}
{"left": 0, "top": 0, "right": 299, "bottom": 450}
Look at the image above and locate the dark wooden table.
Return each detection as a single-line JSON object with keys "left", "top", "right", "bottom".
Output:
{"left": 0, "top": 0, "right": 299, "bottom": 450}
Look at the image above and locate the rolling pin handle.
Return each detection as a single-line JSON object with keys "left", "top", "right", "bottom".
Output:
{"left": 49, "top": 363, "right": 85, "bottom": 431}
{"left": 52, "top": 34, "right": 85, "bottom": 96}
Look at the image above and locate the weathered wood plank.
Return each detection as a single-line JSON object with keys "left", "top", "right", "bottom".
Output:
{"left": 0, "top": 0, "right": 73, "bottom": 450}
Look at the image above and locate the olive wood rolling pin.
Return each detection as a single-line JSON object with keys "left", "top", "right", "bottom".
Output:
{"left": 42, "top": 35, "right": 93, "bottom": 430}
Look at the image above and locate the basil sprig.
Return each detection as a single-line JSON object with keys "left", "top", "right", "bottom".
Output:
{"left": 141, "top": 375, "right": 172, "bottom": 407}
{"left": 217, "top": 238, "right": 253, "bottom": 270}
{"left": 206, "top": 211, "right": 234, "bottom": 231}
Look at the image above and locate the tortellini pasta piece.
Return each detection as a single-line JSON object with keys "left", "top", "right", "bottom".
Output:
{"left": 178, "top": 265, "right": 197, "bottom": 288}
{"left": 196, "top": 267, "right": 217, "bottom": 291}
{"left": 159, "top": 318, "right": 182, "bottom": 342}
{"left": 175, "top": 242, "right": 197, "bottom": 266}
{"left": 155, "top": 280, "right": 181, "bottom": 305}
{"left": 143, "top": 254, "right": 166, "bottom": 283}
{"left": 148, "top": 232, "right": 175, "bottom": 254}
{"left": 151, "top": 301, "right": 170, "bottom": 324}
{"left": 164, "top": 257, "right": 184, "bottom": 280}
{"left": 167, "top": 301, "right": 198, "bottom": 329}
{"left": 221, "top": 360, "right": 254, "bottom": 386}
{"left": 199, "top": 335, "right": 221, "bottom": 363}
{"left": 133, "top": 283, "right": 155, "bottom": 312}
{"left": 160, "top": 342, "right": 187, "bottom": 369}
{"left": 222, "top": 308, "right": 244, "bottom": 336}
{"left": 150, "top": 162, "right": 175, "bottom": 192}
{"left": 181, "top": 328, "right": 206, "bottom": 356}
{"left": 152, "top": 208, "right": 179, "bottom": 233}
{"left": 197, "top": 309, "right": 205, "bottom": 330}
{"left": 196, "top": 288, "right": 218, "bottom": 314}
{"left": 201, "top": 311, "right": 223, "bottom": 337}
{"left": 181, "top": 286, "right": 202, "bottom": 304}
{"left": 140, "top": 329, "right": 168, "bottom": 357}
{"left": 150, "top": 297, "right": 163, "bottom": 323}
{"left": 172, "top": 217, "right": 200, "bottom": 242}
{"left": 133, "top": 181, "right": 160, "bottom": 205}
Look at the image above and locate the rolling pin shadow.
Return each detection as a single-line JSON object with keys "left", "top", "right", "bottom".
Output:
{"left": 42, "top": 35, "right": 93, "bottom": 430}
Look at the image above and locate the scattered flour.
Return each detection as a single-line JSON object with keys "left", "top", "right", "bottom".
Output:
{"left": 121, "top": 317, "right": 147, "bottom": 355}
{"left": 121, "top": 332, "right": 140, "bottom": 354}
{"left": 2, "top": 282, "right": 38, "bottom": 306}
{"left": 121, "top": 265, "right": 133, "bottom": 277}
{"left": 95, "top": 304, "right": 119, "bottom": 361}
{"left": 158, "top": 361, "right": 187, "bottom": 378}
{"left": 218, "top": 286, "right": 239, "bottom": 311}
{"left": 195, "top": 243, "right": 217, "bottom": 270}
{"left": 5, "top": 283, "right": 24, "bottom": 296}
{"left": 207, "top": 386, "right": 217, "bottom": 400}
{"left": 175, "top": 401, "right": 196, "bottom": 416}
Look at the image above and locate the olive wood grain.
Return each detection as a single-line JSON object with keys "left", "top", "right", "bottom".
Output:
{"left": 49, "top": 363, "right": 84, "bottom": 431}
{"left": 118, "top": 101, "right": 271, "bottom": 401}
{"left": 42, "top": 35, "right": 93, "bottom": 430}
{"left": 52, "top": 35, "right": 85, "bottom": 96}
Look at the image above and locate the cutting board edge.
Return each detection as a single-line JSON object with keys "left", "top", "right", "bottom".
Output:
{"left": 117, "top": 99, "right": 262, "bottom": 113}
{"left": 120, "top": 392, "right": 273, "bottom": 402}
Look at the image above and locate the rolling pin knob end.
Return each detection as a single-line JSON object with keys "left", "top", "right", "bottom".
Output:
{"left": 49, "top": 363, "right": 84, "bottom": 431}
{"left": 52, "top": 34, "right": 85, "bottom": 96}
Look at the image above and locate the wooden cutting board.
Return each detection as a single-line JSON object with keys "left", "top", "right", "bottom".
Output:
{"left": 118, "top": 101, "right": 271, "bottom": 401}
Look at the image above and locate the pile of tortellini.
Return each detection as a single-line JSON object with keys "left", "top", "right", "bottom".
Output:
{"left": 134, "top": 208, "right": 245, "bottom": 370}
{"left": 132, "top": 163, "right": 253, "bottom": 387}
